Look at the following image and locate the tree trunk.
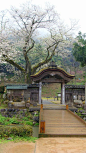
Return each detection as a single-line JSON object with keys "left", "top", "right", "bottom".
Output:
{"left": 25, "top": 72, "right": 32, "bottom": 84}
{"left": 25, "top": 59, "right": 32, "bottom": 84}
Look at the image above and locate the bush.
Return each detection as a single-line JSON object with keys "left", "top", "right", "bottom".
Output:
{"left": 22, "top": 117, "right": 29, "bottom": 121}
{"left": 34, "top": 123, "right": 39, "bottom": 126}
{"left": 9, "top": 117, "right": 20, "bottom": 124}
{"left": 25, "top": 121, "right": 33, "bottom": 126}
{"left": 0, "top": 115, "right": 20, "bottom": 125}
{"left": 22, "top": 115, "right": 33, "bottom": 120}
{"left": 0, "top": 115, "right": 6, "bottom": 124}
{"left": 0, "top": 98, "right": 4, "bottom": 105}
{"left": 0, "top": 125, "right": 32, "bottom": 138}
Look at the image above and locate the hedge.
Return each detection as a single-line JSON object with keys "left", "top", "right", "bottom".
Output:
{"left": 0, "top": 125, "right": 32, "bottom": 138}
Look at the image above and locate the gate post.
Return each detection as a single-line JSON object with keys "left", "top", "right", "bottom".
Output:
{"left": 39, "top": 82, "right": 42, "bottom": 104}
{"left": 61, "top": 82, "right": 65, "bottom": 105}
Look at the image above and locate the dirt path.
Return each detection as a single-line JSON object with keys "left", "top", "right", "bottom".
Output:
{"left": 0, "top": 138, "right": 86, "bottom": 153}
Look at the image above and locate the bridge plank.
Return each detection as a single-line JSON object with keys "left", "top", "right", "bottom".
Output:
{"left": 39, "top": 110, "right": 86, "bottom": 137}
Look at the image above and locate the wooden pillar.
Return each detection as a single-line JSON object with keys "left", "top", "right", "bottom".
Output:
{"left": 22, "top": 90, "right": 24, "bottom": 101}
{"left": 39, "top": 82, "right": 42, "bottom": 104}
{"left": 61, "top": 84, "right": 62, "bottom": 104}
{"left": 61, "top": 82, "right": 65, "bottom": 105}
{"left": 85, "top": 82, "right": 86, "bottom": 104}
{"left": 10, "top": 90, "right": 13, "bottom": 101}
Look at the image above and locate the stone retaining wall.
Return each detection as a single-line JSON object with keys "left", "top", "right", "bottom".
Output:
{"left": 0, "top": 108, "right": 29, "bottom": 118}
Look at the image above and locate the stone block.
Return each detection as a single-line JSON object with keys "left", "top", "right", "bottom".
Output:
{"left": 33, "top": 103, "right": 37, "bottom": 106}
{"left": 74, "top": 100, "right": 82, "bottom": 104}
{"left": 83, "top": 104, "right": 86, "bottom": 110}
{"left": 26, "top": 103, "right": 30, "bottom": 108}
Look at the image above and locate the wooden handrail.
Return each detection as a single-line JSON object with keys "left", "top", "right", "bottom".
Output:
{"left": 67, "top": 109, "right": 86, "bottom": 126}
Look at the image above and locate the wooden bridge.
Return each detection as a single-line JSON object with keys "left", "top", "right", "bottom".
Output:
{"left": 39, "top": 105, "right": 86, "bottom": 137}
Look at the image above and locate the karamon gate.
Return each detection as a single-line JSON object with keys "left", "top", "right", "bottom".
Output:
{"left": 31, "top": 62, "right": 75, "bottom": 105}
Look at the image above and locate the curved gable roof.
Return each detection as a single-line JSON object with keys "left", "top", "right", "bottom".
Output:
{"left": 31, "top": 67, "right": 75, "bottom": 83}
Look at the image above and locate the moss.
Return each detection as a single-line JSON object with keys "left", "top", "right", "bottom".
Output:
{"left": 31, "top": 66, "right": 75, "bottom": 77}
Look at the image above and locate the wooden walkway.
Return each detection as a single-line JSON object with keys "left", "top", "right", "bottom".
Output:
{"left": 39, "top": 109, "right": 86, "bottom": 137}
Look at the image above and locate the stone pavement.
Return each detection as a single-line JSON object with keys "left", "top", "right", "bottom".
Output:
{"left": 0, "top": 142, "right": 35, "bottom": 153}
{"left": 35, "top": 138, "right": 86, "bottom": 153}
{"left": 1, "top": 138, "right": 86, "bottom": 153}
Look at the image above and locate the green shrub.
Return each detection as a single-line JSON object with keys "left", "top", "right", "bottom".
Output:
{"left": 34, "top": 123, "right": 39, "bottom": 126}
{"left": 22, "top": 117, "right": 28, "bottom": 121}
{"left": 0, "top": 125, "right": 32, "bottom": 138}
{"left": 0, "top": 114, "right": 34, "bottom": 126}
{"left": 25, "top": 121, "right": 33, "bottom": 126}
{"left": 0, "top": 115, "right": 20, "bottom": 125}
{"left": 9, "top": 117, "right": 20, "bottom": 124}
{"left": 0, "top": 115, "right": 6, "bottom": 124}
{"left": 0, "top": 98, "right": 4, "bottom": 103}
{"left": 27, "top": 114, "right": 33, "bottom": 119}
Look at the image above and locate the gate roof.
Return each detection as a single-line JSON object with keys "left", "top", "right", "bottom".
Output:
{"left": 31, "top": 67, "right": 75, "bottom": 83}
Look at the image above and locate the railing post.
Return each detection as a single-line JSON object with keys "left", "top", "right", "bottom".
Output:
{"left": 40, "top": 104, "right": 45, "bottom": 133}
{"left": 66, "top": 104, "right": 69, "bottom": 110}
{"left": 40, "top": 120, "right": 45, "bottom": 133}
{"left": 41, "top": 104, "right": 43, "bottom": 110}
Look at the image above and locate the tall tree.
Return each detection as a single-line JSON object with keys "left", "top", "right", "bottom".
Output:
{"left": 72, "top": 32, "right": 86, "bottom": 67}
{"left": 0, "top": 2, "right": 77, "bottom": 84}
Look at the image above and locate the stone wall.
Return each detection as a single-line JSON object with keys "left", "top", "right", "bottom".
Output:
{"left": 0, "top": 108, "right": 39, "bottom": 123}
{"left": 0, "top": 108, "right": 29, "bottom": 118}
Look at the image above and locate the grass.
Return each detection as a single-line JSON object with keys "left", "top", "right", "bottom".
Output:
{"left": 75, "top": 108, "right": 86, "bottom": 119}
{"left": 0, "top": 96, "right": 8, "bottom": 109}
{"left": 0, "top": 111, "right": 39, "bottom": 139}
{"left": 11, "top": 136, "right": 38, "bottom": 143}
{"left": 0, "top": 138, "right": 9, "bottom": 144}
{"left": 0, "top": 136, "right": 38, "bottom": 144}
{"left": 42, "top": 83, "right": 61, "bottom": 97}
{"left": 0, "top": 104, "right": 7, "bottom": 109}
{"left": 0, "top": 114, "right": 33, "bottom": 126}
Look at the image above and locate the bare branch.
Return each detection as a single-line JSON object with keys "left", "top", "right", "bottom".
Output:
{"left": 26, "top": 38, "right": 35, "bottom": 53}
{"left": 32, "top": 41, "right": 59, "bottom": 74}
